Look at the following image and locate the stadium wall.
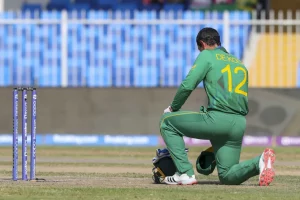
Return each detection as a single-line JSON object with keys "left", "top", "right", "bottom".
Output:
{"left": 0, "top": 88, "right": 300, "bottom": 136}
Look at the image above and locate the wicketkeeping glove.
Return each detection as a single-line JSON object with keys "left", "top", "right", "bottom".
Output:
{"left": 196, "top": 146, "right": 216, "bottom": 176}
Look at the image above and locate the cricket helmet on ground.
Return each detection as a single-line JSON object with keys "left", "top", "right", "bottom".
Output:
{"left": 196, "top": 146, "right": 216, "bottom": 176}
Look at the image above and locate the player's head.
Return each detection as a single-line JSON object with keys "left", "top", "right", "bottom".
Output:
{"left": 196, "top": 28, "right": 221, "bottom": 52}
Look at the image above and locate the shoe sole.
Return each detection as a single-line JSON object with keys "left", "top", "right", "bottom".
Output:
{"left": 259, "top": 148, "right": 276, "bottom": 186}
{"left": 164, "top": 180, "right": 198, "bottom": 185}
{"left": 180, "top": 180, "right": 198, "bottom": 185}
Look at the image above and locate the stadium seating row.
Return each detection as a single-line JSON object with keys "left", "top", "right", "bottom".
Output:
{"left": 0, "top": 10, "right": 251, "bottom": 87}
{"left": 22, "top": 0, "right": 187, "bottom": 13}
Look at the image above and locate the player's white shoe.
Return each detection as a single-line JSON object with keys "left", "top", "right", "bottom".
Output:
{"left": 164, "top": 172, "right": 197, "bottom": 185}
{"left": 259, "top": 148, "right": 276, "bottom": 186}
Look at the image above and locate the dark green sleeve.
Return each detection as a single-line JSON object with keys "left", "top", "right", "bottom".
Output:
{"left": 170, "top": 51, "right": 211, "bottom": 111}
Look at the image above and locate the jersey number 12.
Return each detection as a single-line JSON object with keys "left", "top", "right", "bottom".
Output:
{"left": 221, "top": 64, "right": 248, "bottom": 97}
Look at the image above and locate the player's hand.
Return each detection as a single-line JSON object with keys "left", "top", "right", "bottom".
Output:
{"left": 164, "top": 106, "right": 173, "bottom": 113}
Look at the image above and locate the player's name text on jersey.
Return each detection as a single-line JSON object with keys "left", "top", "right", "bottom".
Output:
{"left": 216, "top": 54, "right": 242, "bottom": 64}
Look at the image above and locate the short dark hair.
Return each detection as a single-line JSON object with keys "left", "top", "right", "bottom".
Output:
{"left": 196, "top": 28, "right": 221, "bottom": 47}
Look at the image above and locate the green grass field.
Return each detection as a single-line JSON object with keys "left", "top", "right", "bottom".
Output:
{"left": 0, "top": 146, "right": 299, "bottom": 200}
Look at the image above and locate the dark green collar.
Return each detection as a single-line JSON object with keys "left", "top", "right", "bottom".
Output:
{"left": 216, "top": 46, "right": 229, "bottom": 54}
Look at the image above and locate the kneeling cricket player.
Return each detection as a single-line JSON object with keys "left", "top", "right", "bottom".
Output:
{"left": 160, "top": 27, "right": 275, "bottom": 186}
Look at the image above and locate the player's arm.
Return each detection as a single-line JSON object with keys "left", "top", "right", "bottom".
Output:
{"left": 170, "top": 51, "right": 211, "bottom": 111}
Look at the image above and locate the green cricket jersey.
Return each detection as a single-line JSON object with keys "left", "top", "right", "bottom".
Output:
{"left": 170, "top": 47, "right": 248, "bottom": 116}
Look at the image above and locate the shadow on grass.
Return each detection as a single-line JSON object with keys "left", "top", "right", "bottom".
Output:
{"left": 197, "top": 180, "right": 221, "bottom": 185}
{"left": 152, "top": 180, "right": 221, "bottom": 185}
{"left": 153, "top": 181, "right": 262, "bottom": 186}
{"left": 0, "top": 178, "right": 69, "bottom": 183}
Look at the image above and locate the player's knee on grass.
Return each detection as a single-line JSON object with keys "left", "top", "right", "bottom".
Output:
{"left": 218, "top": 173, "right": 243, "bottom": 185}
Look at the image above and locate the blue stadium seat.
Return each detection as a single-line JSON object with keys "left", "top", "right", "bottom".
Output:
{"left": 112, "top": 67, "right": 134, "bottom": 87}
{"left": 110, "top": 9, "right": 132, "bottom": 20}
{"left": 68, "top": 3, "right": 90, "bottom": 12}
{"left": 22, "top": 3, "right": 42, "bottom": 11}
{"left": 46, "top": 4, "right": 66, "bottom": 11}
{"left": 120, "top": 0, "right": 142, "bottom": 11}
{"left": 87, "top": 67, "right": 111, "bottom": 87}
{"left": 67, "top": 67, "right": 84, "bottom": 87}
{"left": 0, "top": 66, "right": 11, "bottom": 86}
{"left": 163, "top": 3, "right": 185, "bottom": 11}
{"left": 38, "top": 67, "right": 61, "bottom": 87}
{"left": 93, "top": 0, "right": 118, "bottom": 10}
{"left": 21, "top": 3, "right": 42, "bottom": 17}
{"left": 47, "top": 0, "right": 71, "bottom": 11}
{"left": 114, "top": 3, "right": 138, "bottom": 11}
{"left": 114, "top": 3, "right": 138, "bottom": 18}
{"left": 41, "top": 11, "right": 61, "bottom": 19}
{"left": 88, "top": 10, "right": 110, "bottom": 19}
{"left": 140, "top": 4, "right": 161, "bottom": 11}
{"left": 160, "top": 9, "right": 182, "bottom": 19}
{"left": 68, "top": 10, "right": 88, "bottom": 19}
{"left": 12, "top": 66, "right": 34, "bottom": 86}
{"left": 205, "top": 11, "right": 223, "bottom": 19}
{"left": 161, "top": 67, "right": 181, "bottom": 87}
{"left": 49, "top": 0, "right": 71, "bottom": 4}
{"left": 120, "top": 0, "right": 140, "bottom": 2}
{"left": 74, "top": 0, "right": 93, "bottom": 3}
{"left": 134, "top": 67, "right": 159, "bottom": 87}
{"left": 0, "top": 12, "right": 17, "bottom": 20}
